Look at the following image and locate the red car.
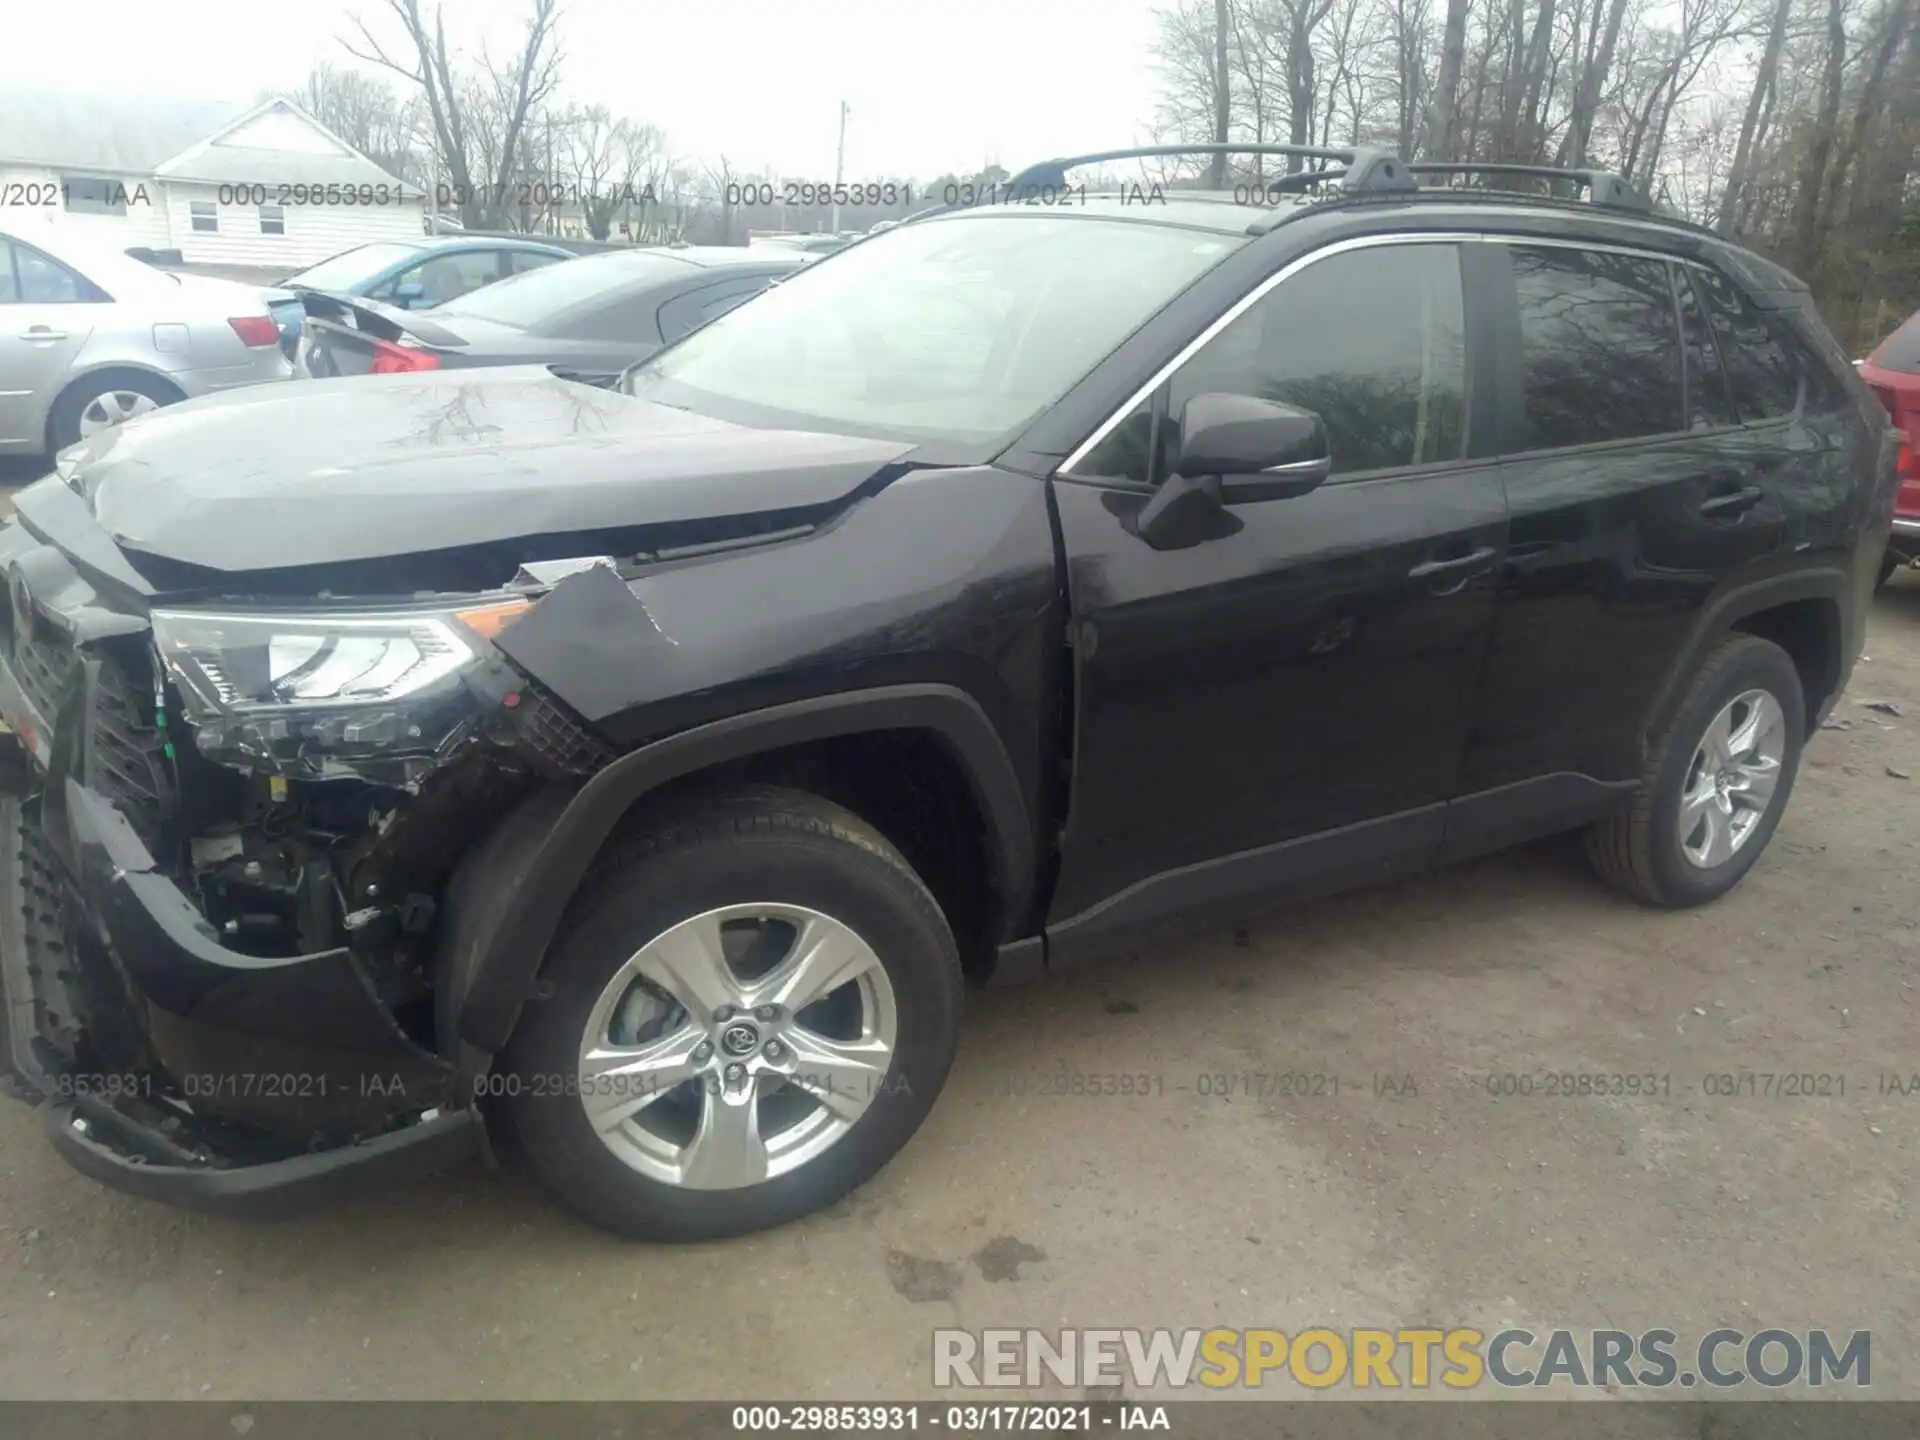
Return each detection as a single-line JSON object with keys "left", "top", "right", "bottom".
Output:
{"left": 1863, "top": 309, "right": 1920, "bottom": 585}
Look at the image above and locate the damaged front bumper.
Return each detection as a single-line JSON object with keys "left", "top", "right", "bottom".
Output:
{"left": 0, "top": 782, "right": 483, "bottom": 1216}
{"left": 0, "top": 545, "right": 487, "bottom": 1216}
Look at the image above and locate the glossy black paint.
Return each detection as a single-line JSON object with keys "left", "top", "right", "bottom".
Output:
{"left": 1044, "top": 458, "right": 1508, "bottom": 931}
{"left": 47, "top": 368, "right": 916, "bottom": 573}
{"left": 0, "top": 182, "right": 1895, "bottom": 1211}
{"left": 451, "top": 684, "right": 1038, "bottom": 1055}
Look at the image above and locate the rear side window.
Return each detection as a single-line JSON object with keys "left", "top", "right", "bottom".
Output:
{"left": 1510, "top": 246, "right": 1682, "bottom": 449}
{"left": 1689, "top": 265, "right": 1801, "bottom": 419}
{"left": 1674, "top": 266, "right": 1736, "bottom": 429}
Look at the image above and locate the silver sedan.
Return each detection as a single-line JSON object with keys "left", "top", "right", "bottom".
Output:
{"left": 0, "top": 218, "right": 292, "bottom": 456}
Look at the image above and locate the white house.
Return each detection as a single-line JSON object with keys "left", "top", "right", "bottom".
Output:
{"left": 0, "top": 90, "right": 426, "bottom": 269}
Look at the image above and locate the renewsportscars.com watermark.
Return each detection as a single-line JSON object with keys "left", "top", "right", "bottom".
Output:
{"left": 933, "top": 1327, "right": 1872, "bottom": 1391}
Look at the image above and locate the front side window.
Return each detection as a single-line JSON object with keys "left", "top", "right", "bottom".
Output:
{"left": 380, "top": 249, "right": 507, "bottom": 306}
{"left": 627, "top": 214, "right": 1244, "bottom": 445}
{"left": 1080, "top": 242, "right": 1468, "bottom": 485}
{"left": 1511, "top": 246, "right": 1683, "bottom": 450}
{"left": 286, "top": 241, "right": 425, "bottom": 292}
{"left": 189, "top": 201, "right": 218, "bottom": 233}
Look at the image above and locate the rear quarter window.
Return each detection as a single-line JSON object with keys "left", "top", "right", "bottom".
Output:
{"left": 1690, "top": 265, "right": 1817, "bottom": 420}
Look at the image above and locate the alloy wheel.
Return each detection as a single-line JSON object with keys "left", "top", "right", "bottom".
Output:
{"left": 77, "top": 390, "right": 160, "bottom": 437}
{"left": 575, "top": 903, "right": 898, "bottom": 1190}
{"left": 1676, "top": 688, "right": 1786, "bottom": 869}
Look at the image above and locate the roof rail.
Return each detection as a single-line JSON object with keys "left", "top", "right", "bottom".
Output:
{"left": 1001, "top": 145, "right": 1418, "bottom": 198}
{"left": 1405, "top": 163, "right": 1653, "bottom": 213}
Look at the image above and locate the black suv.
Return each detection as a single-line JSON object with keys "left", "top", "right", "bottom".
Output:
{"left": 0, "top": 146, "right": 1900, "bottom": 1240}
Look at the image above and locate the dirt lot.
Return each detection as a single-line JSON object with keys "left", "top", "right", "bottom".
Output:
{"left": 0, "top": 509, "right": 1914, "bottom": 1401}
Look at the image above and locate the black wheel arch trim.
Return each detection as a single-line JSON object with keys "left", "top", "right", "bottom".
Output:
{"left": 1641, "top": 566, "right": 1850, "bottom": 749}
{"left": 451, "top": 682, "right": 1035, "bottom": 1056}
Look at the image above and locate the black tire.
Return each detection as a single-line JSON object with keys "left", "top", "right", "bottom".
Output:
{"left": 45, "top": 370, "right": 182, "bottom": 453}
{"left": 1877, "top": 550, "right": 1901, "bottom": 590}
{"left": 1586, "top": 634, "right": 1805, "bottom": 907}
{"left": 498, "top": 786, "right": 963, "bottom": 1241}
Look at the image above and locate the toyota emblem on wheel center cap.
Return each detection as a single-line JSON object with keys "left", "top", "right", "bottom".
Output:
{"left": 720, "top": 1022, "right": 760, "bottom": 1056}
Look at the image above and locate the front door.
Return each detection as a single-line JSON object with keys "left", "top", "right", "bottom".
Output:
{"left": 0, "top": 238, "right": 97, "bottom": 449}
{"left": 1045, "top": 238, "right": 1509, "bottom": 960}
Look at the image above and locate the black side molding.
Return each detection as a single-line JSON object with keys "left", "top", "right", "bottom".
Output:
{"left": 455, "top": 683, "right": 1034, "bottom": 1054}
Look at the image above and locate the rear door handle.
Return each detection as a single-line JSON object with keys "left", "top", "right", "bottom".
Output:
{"left": 19, "top": 328, "right": 68, "bottom": 343}
{"left": 1698, "top": 485, "right": 1763, "bottom": 519}
{"left": 1408, "top": 545, "right": 1498, "bottom": 582}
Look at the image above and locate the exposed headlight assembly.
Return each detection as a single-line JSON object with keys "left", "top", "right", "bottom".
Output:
{"left": 151, "top": 599, "right": 529, "bottom": 783}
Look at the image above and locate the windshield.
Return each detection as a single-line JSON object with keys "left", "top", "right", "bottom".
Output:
{"left": 287, "top": 241, "right": 425, "bottom": 291}
{"left": 446, "top": 251, "right": 694, "bottom": 329}
{"left": 626, "top": 214, "right": 1243, "bottom": 444}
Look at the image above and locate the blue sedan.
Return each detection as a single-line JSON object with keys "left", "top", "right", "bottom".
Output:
{"left": 270, "top": 235, "right": 589, "bottom": 347}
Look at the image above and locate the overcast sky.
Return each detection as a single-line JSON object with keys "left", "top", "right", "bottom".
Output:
{"left": 3, "top": 0, "right": 1167, "bottom": 178}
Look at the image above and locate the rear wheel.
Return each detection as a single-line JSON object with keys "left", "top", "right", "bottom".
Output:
{"left": 1878, "top": 550, "right": 1902, "bottom": 590}
{"left": 498, "top": 787, "right": 963, "bottom": 1240}
{"left": 1586, "top": 634, "right": 1804, "bottom": 907}
{"left": 46, "top": 371, "right": 182, "bottom": 452}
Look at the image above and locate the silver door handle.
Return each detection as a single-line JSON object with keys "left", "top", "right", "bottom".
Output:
{"left": 19, "top": 329, "right": 68, "bottom": 342}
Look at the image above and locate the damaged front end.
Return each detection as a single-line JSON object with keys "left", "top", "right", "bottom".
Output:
{"left": 0, "top": 519, "right": 614, "bottom": 1215}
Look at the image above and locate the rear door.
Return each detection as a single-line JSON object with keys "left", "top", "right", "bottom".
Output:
{"left": 0, "top": 237, "right": 106, "bottom": 450}
{"left": 1454, "top": 242, "right": 1794, "bottom": 841}
{"left": 1045, "top": 238, "right": 1510, "bottom": 954}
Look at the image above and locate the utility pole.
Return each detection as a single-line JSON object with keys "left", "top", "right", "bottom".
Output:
{"left": 830, "top": 100, "right": 849, "bottom": 233}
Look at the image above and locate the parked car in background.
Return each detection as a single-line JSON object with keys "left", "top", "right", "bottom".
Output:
{"left": 753, "top": 233, "right": 859, "bottom": 256}
{"left": 297, "top": 245, "right": 807, "bottom": 380}
{"left": 278, "top": 234, "right": 585, "bottom": 325}
{"left": 1862, "top": 308, "right": 1920, "bottom": 585}
{"left": 0, "top": 217, "right": 291, "bottom": 455}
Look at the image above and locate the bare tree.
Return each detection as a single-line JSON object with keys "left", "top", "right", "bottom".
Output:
{"left": 1427, "top": 0, "right": 1472, "bottom": 157}
{"left": 277, "top": 62, "right": 423, "bottom": 183}
{"left": 1790, "top": 0, "right": 1854, "bottom": 270}
{"left": 345, "top": 0, "right": 564, "bottom": 229}
{"left": 1212, "top": 0, "right": 1234, "bottom": 183}
{"left": 1715, "top": 0, "right": 1795, "bottom": 232}
{"left": 555, "top": 106, "right": 665, "bottom": 240}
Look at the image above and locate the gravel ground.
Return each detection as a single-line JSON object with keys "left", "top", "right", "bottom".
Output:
{"left": 0, "top": 476, "right": 1914, "bottom": 1401}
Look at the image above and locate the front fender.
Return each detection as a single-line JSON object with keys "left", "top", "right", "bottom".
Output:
{"left": 445, "top": 683, "right": 1034, "bottom": 1056}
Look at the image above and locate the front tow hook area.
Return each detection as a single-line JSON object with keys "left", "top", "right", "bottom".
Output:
{"left": 45, "top": 1100, "right": 488, "bottom": 1219}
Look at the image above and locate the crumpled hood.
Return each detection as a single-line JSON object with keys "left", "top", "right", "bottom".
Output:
{"left": 59, "top": 366, "right": 915, "bottom": 573}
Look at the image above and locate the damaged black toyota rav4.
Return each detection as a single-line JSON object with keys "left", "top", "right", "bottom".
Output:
{"left": 0, "top": 147, "right": 1900, "bottom": 1240}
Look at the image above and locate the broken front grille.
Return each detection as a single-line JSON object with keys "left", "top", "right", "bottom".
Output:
{"left": 8, "top": 620, "right": 81, "bottom": 723}
{"left": 87, "top": 656, "right": 169, "bottom": 854}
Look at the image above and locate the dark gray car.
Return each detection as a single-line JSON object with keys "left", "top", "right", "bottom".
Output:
{"left": 296, "top": 246, "right": 807, "bottom": 381}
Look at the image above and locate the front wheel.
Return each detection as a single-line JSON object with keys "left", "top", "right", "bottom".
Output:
{"left": 498, "top": 787, "right": 963, "bottom": 1240}
{"left": 1586, "top": 634, "right": 1805, "bottom": 908}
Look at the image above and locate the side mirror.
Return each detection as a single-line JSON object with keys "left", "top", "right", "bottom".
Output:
{"left": 1175, "top": 392, "right": 1331, "bottom": 501}
{"left": 392, "top": 280, "right": 426, "bottom": 307}
{"left": 1132, "top": 393, "right": 1331, "bottom": 550}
